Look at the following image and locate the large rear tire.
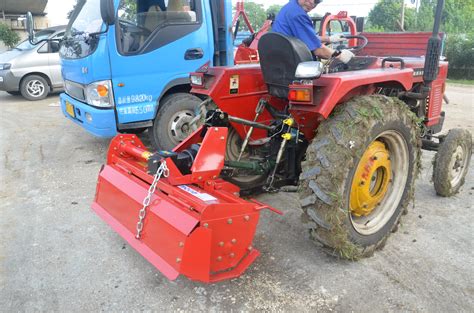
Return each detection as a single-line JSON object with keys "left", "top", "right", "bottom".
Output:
{"left": 148, "top": 93, "right": 202, "bottom": 151}
{"left": 433, "top": 128, "right": 472, "bottom": 197}
{"left": 299, "top": 95, "right": 421, "bottom": 259}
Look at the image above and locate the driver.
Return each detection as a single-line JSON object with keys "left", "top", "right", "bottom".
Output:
{"left": 272, "top": 0, "right": 354, "bottom": 63}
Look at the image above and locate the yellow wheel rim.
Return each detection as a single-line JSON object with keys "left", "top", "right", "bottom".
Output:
{"left": 350, "top": 141, "right": 392, "bottom": 217}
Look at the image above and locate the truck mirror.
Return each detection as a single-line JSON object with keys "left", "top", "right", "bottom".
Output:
{"left": 26, "top": 12, "right": 36, "bottom": 44}
{"left": 100, "top": 0, "right": 115, "bottom": 25}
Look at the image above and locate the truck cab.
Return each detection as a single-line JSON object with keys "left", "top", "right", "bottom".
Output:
{"left": 59, "top": 0, "right": 232, "bottom": 149}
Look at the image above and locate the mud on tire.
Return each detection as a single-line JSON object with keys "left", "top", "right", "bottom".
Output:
{"left": 433, "top": 128, "right": 472, "bottom": 197}
{"left": 298, "top": 95, "right": 421, "bottom": 259}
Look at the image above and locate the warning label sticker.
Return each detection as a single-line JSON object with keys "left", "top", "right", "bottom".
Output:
{"left": 178, "top": 185, "right": 218, "bottom": 202}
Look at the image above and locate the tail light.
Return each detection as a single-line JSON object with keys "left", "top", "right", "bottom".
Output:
{"left": 289, "top": 88, "right": 312, "bottom": 102}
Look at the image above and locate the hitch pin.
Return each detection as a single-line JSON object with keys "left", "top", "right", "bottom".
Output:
{"left": 250, "top": 198, "right": 283, "bottom": 215}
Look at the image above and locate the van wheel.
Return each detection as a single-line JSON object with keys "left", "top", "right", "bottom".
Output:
{"left": 149, "top": 93, "right": 202, "bottom": 151}
{"left": 20, "top": 75, "right": 49, "bottom": 101}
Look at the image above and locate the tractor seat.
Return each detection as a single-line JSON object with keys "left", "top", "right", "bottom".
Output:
{"left": 258, "top": 32, "right": 313, "bottom": 99}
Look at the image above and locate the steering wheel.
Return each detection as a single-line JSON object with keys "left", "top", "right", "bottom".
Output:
{"left": 119, "top": 19, "right": 152, "bottom": 36}
{"left": 337, "top": 35, "right": 368, "bottom": 52}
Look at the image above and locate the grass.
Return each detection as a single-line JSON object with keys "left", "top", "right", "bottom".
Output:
{"left": 446, "top": 79, "right": 474, "bottom": 86}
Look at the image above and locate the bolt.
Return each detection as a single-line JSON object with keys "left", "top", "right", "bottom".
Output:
{"left": 231, "top": 239, "right": 237, "bottom": 244}
{"left": 360, "top": 181, "right": 365, "bottom": 186}
{"left": 179, "top": 242, "right": 184, "bottom": 247}
{"left": 220, "top": 136, "right": 225, "bottom": 140}
{"left": 203, "top": 223, "right": 209, "bottom": 228}
{"left": 176, "top": 258, "right": 181, "bottom": 263}
{"left": 207, "top": 181, "right": 212, "bottom": 186}
{"left": 244, "top": 215, "right": 250, "bottom": 221}
{"left": 120, "top": 136, "right": 123, "bottom": 139}
{"left": 230, "top": 253, "right": 235, "bottom": 258}
{"left": 214, "top": 128, "right": 218, "bottom": 132}
{"left": 218, "top": 241, "right": 224, "bottom": 247}
{"left": 131, "top": 135, "right": 136, "bottom": 139}
{"left": 213, "top": 175, "right": 217, "bottom": 179}
{"left": 114, "top": 147, "right": 118, "bottom": 151}
{"left": 198, "top": 176, "right": 202, "bottom": 180}
{"left": 372, "top": 156, "right": 378, "bottom": 161}
{"left": 248, "top": 246, "right": 253, "bottom": 251}
{"left": 363, "top": 204, "right": 368, "bottom": 209}
{"left": 217, "top": 256, "right": 223, "bottom": 262}
{"left": 131, "top": 140, "right": 135, "bottom": 144}
{"left": 387, "top": 157, "right": 391, "bottom": 161}
{"left": 227, "top": 219, "right": 233, "bottom": 225}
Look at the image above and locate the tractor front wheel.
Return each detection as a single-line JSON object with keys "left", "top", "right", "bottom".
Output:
{"left": 433, "top": 128, "right": 472, "bottom": 197}
{"left": 299, "top": 96, "right": 421, "bottom": 259}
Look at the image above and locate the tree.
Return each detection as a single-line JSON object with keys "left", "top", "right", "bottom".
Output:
{"left": 414, "top": 0, "right": 474, "bottom": 33}
{"left": 235, "top": 2, "right": 266, "bottom": 31}
{"left": 266, "top": 4, "right": 283, "bottom": 18}
{"left": 367, "top": 0, "right": 416, "bottom": 32}
{"left": 0, "top": 23, "right": 20, "bottom": 48}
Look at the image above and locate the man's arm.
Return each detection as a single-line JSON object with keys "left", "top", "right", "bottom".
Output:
{"left": 313, "top": 45, "right": 334, "bottom": 59}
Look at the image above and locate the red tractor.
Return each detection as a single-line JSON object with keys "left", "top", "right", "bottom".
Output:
{"left": 92, "top": 0, "right": 471, "bottom": 282}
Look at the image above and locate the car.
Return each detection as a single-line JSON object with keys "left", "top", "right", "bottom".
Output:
{"left": 0, "top": 25, "right": 66, "bottom": 100}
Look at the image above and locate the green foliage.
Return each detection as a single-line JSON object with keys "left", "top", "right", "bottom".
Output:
{"left": 445, "top": 33, "right": 474, "bottom": 79}
{"left": 266, "top": 4, "right": 283, "bottom": 18}
{"left": 0, "top": 23, "right": 20, "bottom": 48}
{"left": 235, "top": 2, "right": 282, "bottom": 31}
{"left": 368, "top": 0, "right": 416, "bottom": 31}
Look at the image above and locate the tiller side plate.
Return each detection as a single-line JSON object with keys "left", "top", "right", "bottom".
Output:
{"left": 92, "top": 127, "right": 281, "bottom": 283}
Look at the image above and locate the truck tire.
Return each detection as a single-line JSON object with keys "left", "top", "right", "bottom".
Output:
{"left": 20, "top": 75, "right": 49, "bottom": 101}
{"left": 433, "top": 128, "right": 472, "bottom": 197}
{"left": 299, "top": 95, "right": 421, "bottom": 259}
{"left": 149, "top": 93, "right": 202, "bottom": 151}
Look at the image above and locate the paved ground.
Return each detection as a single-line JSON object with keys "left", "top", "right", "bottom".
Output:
{"left": 1, "top": 85, "right": 473, "bottom": 312}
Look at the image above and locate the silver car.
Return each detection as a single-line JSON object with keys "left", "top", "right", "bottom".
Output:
{"left": 0, "top": 26, "right": 66, "bottom": 100}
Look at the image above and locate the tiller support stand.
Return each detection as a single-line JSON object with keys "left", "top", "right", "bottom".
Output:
{"left": 92, "top": 127, "right": 281, "bottom": 283}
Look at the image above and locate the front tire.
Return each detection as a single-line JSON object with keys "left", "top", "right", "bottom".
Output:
{"left": 148, "top": 93, "right": 202, "bottom": 151}
{"left": 299, "top": 96, "right": 421, "bottom": 259}
{"left": 20, "top": 75, "right": 49, "bottom": 101}
{"left": 433, "top": 128, "right": 472, "bottom": 197}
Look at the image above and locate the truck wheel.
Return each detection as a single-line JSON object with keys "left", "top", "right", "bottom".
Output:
{"left": 149, "top": 93, "right": 202, "bottom": 150}
{"left": 20, "top": 75, "right": 49, "bottom": 101}
{"left": 433, "top": 129, "right": 472, "bottom": 197}
{"left": 299, "top": 96, "right": 421, "bottom": 259}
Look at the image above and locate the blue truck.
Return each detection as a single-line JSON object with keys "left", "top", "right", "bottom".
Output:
{"left": 57, "top": 0, "right": 233, "bottom": 150}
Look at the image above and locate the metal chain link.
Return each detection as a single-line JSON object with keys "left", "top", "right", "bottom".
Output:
{"left": 135, "top": 160, "right": 169, "bottom": 239}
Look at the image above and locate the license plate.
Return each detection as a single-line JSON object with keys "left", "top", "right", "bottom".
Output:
{"left": 66, "top": 101, "right": 75, "bottom": 118}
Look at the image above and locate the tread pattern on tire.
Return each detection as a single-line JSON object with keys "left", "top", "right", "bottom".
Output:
{"left": 298, "top": 95, "right": 421, "bottom": 259}
{"left": 433, "top": 128, "right": 472, "bottom": 197}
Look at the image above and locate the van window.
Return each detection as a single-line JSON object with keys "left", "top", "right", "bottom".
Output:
{"left": 117, "top": 0, "right": 199, "bottom": 54}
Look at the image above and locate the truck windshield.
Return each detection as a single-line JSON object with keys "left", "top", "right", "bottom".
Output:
{"left": 60, "top": 0, "right": 104, "bottom": 59}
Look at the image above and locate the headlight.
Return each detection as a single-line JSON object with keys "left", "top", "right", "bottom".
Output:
{"left": 190, "top": 73, "right": 204, "bottom": 87}
{"left": 295, "top": 61, "right": 323, "bottom": 79}
{"left": 85, "top": 80, "right": 114, "bottom": 108}
{"left": 0, "top": 63, "right": 12, "bottom": 70}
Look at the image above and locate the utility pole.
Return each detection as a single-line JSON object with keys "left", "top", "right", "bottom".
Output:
{"left": 400, "top": 0, "right": 406, "bottom": 31}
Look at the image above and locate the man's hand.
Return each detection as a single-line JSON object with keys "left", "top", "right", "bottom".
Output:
{"left": 329, "top": 34, "right": 345, "bottom": 43}
{"left": 337, "top": 50, "right": 355, "bottom": 64}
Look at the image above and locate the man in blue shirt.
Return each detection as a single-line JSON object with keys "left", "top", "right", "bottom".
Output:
{"left": 273, "top": 0, "right": 354, "bottom": 63}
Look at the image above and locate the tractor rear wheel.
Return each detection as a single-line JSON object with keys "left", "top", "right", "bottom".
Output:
{"left": 299, "top": 95, "right": 421, "bottom": 259}
{"left": 433, "top": 128, "right": 472, "bottom": 197}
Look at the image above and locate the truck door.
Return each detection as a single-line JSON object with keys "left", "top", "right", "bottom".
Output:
{"left": 109, "top": 0, "right": 213, "bottom": 126}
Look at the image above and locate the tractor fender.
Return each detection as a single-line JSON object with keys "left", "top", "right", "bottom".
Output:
{"left": 309, "top": 68, "right": 414, "bottom": 119}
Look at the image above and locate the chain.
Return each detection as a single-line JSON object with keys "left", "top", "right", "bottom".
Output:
{"left": 135, "top": 160, "right": 169, "bottom": 239}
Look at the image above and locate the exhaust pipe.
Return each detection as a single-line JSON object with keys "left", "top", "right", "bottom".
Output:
{"left": 423, "top": 0, "right": 445, "bottom": 86}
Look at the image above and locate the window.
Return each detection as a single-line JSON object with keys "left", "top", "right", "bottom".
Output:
{"left": 117, "top": 0, "right": 199, "bottom": 54}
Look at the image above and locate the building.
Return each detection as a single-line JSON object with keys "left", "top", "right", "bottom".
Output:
{"left": 0, "top": 0, "right": 49, "bottom": 51}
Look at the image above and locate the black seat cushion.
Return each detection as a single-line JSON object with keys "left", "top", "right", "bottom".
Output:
{"left": 258, "top": 32, "right": 313, "bottom": 98}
